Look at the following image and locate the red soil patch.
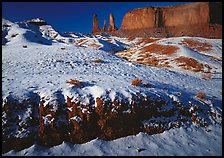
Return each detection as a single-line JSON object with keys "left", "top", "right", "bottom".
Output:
{"left": 140, "top": 43, "right": 179, "bottom": 55}
{"left": 174, "top": 56, "right": 205, "bottom": 72}
{"left": 181, "top": 39, "right": 213, "bottom": 52}
{"left": 136, "top": 38, "right": 160, "bottom": 45}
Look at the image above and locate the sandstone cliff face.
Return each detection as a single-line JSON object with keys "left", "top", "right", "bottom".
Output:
{"left": 119, "top": 2, "right": 222, "bottom": 38}
{"left": 92, "top": 14, "right": 101, "bottom": 34}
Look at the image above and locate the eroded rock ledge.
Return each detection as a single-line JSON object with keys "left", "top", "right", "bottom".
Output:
{"left": 2, "top": 91, "right": 221, "bottom": 154}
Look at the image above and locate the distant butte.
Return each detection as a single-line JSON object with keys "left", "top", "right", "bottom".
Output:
{"left": 92, "top": 2, "right": 222, "bottom": 38}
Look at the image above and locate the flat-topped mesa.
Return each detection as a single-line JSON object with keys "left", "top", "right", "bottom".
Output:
{"left": 92, "top": 14, "right": 101, "bottom": 34}
{"left": 119, "top": 2, "right": 222, "bottom": 38}
{"left": 107, "top": 13, "right": 118, "bottom": 32}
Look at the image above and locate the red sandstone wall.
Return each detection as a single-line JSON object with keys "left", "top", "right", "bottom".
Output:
{"left": 120, "top": 7, "right": 155, "bottom": 30}
{"left": 120, "top": 2, "right": 210, "bottom": 30}
{"left": 118, "top": 2, "right": 221, "bottom": 38}
{"left": 163, "top": 2, "right": 209, "bottom": 27}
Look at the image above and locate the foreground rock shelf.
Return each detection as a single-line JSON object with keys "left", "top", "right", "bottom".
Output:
{"left": 2, "top": 92, "right": 221, "bottom": 154}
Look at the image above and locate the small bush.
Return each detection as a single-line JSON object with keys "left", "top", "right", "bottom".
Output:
{"left": 131, "top": 78, "right": 142, "bottom": 86}
{"left": 195, "top": 92, "right": 206, "bottom": 100}
{"left": 92, "top": 59, "right": 103, "bottom": 63}
{"left": 66, "top": 79, "right": 82, "bottom": 86}
{"left": 201, "top": 73, "right": 212, "bottom": 80}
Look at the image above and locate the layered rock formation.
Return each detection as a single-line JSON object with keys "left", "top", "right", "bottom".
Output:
{"left": 115, "top": 2, "right": 222, "bottom": 38}
{"left": 92, "top": 14, "right": 101, "bottom": 34}
{"left": 92, "top": 13, "right": 117, "bottom": 34}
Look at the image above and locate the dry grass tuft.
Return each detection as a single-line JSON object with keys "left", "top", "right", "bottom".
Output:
{"left": 66, "top": 79, "right": 82, "bottom": 86}
{"left": 201, "top": 73, "right": 212, "bottom": 80}
{"left": 174, "top": 56, "right": 204, "bottom": 72}
{"left": 92, "top": 59, "right": 103, "bottom": 63}
{"left": 140, "top": 43, "right": 179, "bottom": 55}
{"left": 131, "top": 78, "right": 143, "bottom": 86}
{"left": 136, "top": 38, "right": 160, "bottom": 45}
{"left": 181, "top": 39, "right": 213, "bottom": 52}
{"left": 195, "top": 92, "right": 206, "bottom": 100}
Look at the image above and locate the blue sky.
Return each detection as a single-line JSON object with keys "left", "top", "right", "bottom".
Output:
{"left": 2, "top": 2, "right": 193, "bottom": 33}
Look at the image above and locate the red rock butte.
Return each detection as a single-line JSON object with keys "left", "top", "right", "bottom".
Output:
{"left": 94, "top": 2, "right": 222, "bottom": 38}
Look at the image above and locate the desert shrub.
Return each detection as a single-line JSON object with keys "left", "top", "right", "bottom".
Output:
{"left": 131, "top": 78, "right": 142, "bottom": 86}
{"left": 66, "top": 79, "right": 82, "bottom": 86}
{"left": 92, "top": 59, "right": 103, "bottom": 63}
{"left": 201, "top": 73, "right": 212, "bottom": 80}
{"left": 23, "top": 45, "right": 27, "bottom": 48}
{"left": 195, "top": 92, "right": 206, "bottom": 100}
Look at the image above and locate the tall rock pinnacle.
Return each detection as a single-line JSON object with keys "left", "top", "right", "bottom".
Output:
{"left": 102, "top": 20, "right": 107, "bottom": 31}
{"left": 92, "top": 14, "right": 101, "bottom": 34}
{"left": 108, "top": 13, "right": 117, "bottom": 32}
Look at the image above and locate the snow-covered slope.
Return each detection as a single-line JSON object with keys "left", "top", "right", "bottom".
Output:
{"left": 2, "top": 18, "right": 222, "bottom": 156}
{"left": 4, "top": 125, "right": 222, "bottom": 156}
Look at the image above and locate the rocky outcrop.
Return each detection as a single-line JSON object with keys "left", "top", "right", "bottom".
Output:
{"left": 2, "top": 89, "right": 221, "bottom": 153}
{"left": 117, "top": 2, "right": 222, "bottom": 38}
{"left": 108, "top": 13, "right": 118, "bottom": 32}
{"left": 27, "top": 18, "right": 47, "bottom": 26}
{"left": 92, "top": 14, "right": 101, "bottom": 34}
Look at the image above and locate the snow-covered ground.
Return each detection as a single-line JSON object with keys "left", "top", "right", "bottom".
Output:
{"left": 2, "top": 18, "right": 222, "bottom": 156}
{"left": 3, "top": 124, "right": 222, "bottom": 156}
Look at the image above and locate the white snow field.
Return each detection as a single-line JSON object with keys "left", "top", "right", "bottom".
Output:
{"left": 3, "top": 125, "right": 222, "bottom": 156}
{"left": 2, "top": 18, "right": 222, "bottom": 156}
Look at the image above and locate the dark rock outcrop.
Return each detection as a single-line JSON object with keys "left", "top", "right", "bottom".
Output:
{"left": 92, "top": 14, "right": 101, "bottom": 34}
{"left": 118, "top": 2, "right": 222, "bottom": 38}
{"left": 27, "top": 18, "right": 47, "bottom": 26}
